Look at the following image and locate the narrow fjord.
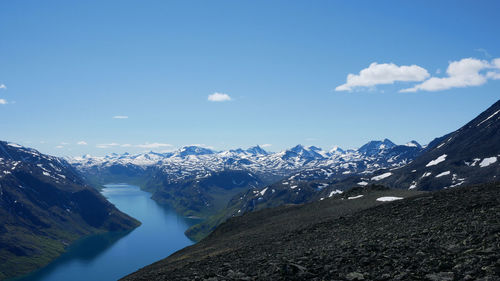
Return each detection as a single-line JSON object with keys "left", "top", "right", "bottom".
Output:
{"left": 13, "top": 184, "right": 196, "bottom": 281}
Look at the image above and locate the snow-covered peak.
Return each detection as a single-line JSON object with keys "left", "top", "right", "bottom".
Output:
{"left": 175, "top": 146, "right": 215, "bottom": 158}
{"left": 404, "top": 140, "right": 421, "bottom": 148}
{"left": 358, "top": 139, "right": 396, "bottom": 156}
{"left": 246, "top": 145, "right": 268, "bottom": 155}
{"left": 329, "top": 146, "right": 345, "bottom": 154}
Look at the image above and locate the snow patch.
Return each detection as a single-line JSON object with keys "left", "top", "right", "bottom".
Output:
{"left": 328, "top": 190, "right": 343, "bottom": 197}
{"left": 477, "top": 109, "right": 500, "bottom": 127}
{"left": 479, "top": 157, "right": 497, "bottom": 168}
{"left": 7, "top": 143, "right": 22, "bottom": 148}
{"left": 371, "top": 172, "right": 392, "bottom": 181}
{"left": 348, "top": 195, "right": 363, "bottom": 200}
{"left": 259, "top": 187, "right": 268, "bottom": 196}
{"left": 435, "top": 171, "right": 451, "bottom": 178}
{"left": 426, "top": 154, "right": 447, "bottom": 167}
{"left": 376, "top": 196, "right": 403, "bottom": 202}
{"left": 357, "top": 181, "right": 368, "bottom": 186}
{"left": 421, "top": 172, "right": 432, "bottom": 178}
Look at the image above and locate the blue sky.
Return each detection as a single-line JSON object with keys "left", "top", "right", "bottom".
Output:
{"left": 1, "top": 0, "right": 499, "bottom": 156}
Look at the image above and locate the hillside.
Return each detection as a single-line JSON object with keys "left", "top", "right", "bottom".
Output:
{"left": 189, "top": 99, "right": 500, "bottom": 240}
{"left": 122, "top": 182, "right": 500, "bottom": 281}
{"left": 375, "top": 99, "right": 500, "bottom": 190}
{"left": 0, "top": 141, "right": 140, "bottom": 280}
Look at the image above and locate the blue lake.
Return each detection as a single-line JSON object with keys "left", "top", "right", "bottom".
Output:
{"left": 15, "top": 184, "right": 196, "bottom": 281}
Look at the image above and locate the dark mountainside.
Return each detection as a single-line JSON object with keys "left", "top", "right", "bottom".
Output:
{"left": 186, "top": 100, "right": 500, "bottom": 241}
{"left": 122, "top": 182, "right": 500, "bottom": 281}
{"left": 150, "top": 170, "right": 264, "bottom": 218}
{"left": 375, "top": 99, "right": 500, "bottom": 190}
{"left": 0, "top": 142, "right": 140, "bottom": 280}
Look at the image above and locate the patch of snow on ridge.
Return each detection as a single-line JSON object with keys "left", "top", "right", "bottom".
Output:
{"left": 479, "top": 157, "right": 497, "bottom": 167}
{"left": 259, "top": 187, "right": 268, "bottom": 196}
{"left": 477, "top": 109, "right": 500, "bottom": 127}
{"left": 329, "top": 190, "right": 343, "bottom": 197}
{"left": 376, "top": 196, "right": 403, "bottom": 202}
{"left": 348, "top": 195, "right": 363, "bottom": 200}
{"left": 435, "top": 171, "right": 451, "bottom": 178}
{"left": 357, "top": 181, "right": 368, "bottom": 186}
{"left": 421, "top": 172, "right": 432, "bottom": 178}
{"left": 409, "top": 182, "right": 417, "bottom": 190}
{"left": 371, "top": 172, "right": 392, "bottom": 181}
{"left": 426, "top": 154, "right": 447, "bottom": 167}
{"left": 7, "top": 143, "right": 23, "bottom": 148}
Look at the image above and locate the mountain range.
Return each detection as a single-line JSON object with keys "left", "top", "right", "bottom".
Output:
{"left": 69, "top": 138, "right": 425, "bottom": 221}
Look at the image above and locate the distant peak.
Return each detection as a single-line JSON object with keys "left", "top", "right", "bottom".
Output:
{"left": 246, "top": 145, "right": 268, "bottom": 155}
{"left": 330, "top": 146, "right": 344, "bottom": 153}
{"left": 404, "top": 140, "right": 421, "bottom": 148}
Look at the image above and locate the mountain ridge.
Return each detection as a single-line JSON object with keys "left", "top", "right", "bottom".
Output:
{"left": 0, "top": 141, "right": 140, "bottom": 280}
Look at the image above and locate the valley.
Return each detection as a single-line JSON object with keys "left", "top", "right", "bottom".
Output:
{"left": 1, "top": 99, "right": 498, "bottom": 280}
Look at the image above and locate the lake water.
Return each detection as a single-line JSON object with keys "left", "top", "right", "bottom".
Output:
{"left": 15, "top": 184, "right": 196, "bottom": 281}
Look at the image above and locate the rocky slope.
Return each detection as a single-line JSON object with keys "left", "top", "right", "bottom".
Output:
{"left": 0, "top": 141, "right": 140, "bottom": 280}
{"left": 122, "top": 182, "right": 500, "bottom": 281}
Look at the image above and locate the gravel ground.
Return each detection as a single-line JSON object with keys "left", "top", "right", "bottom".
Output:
{"left": 122, "top": 183, "right": 500, "bottom": 281}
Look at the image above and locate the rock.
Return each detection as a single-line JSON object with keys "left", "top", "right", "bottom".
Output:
{"left": 425, "top": 272, "right": 454, "bottom": 281}
{"left": 346, "top": 272, "right": 365, "bottom": 280}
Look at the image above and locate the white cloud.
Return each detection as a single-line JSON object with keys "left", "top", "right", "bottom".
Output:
{"left": 486, "top": 58, "right": 500, "bottom": 80}
{"left": 77, "top": 141, "right": 87, "bottom": 145}
{"left": 96, "top": 143, "right": 120, "bottom": 148}
{"left": 55, "top": 145, "right": 64, "bottom": 149}
{"left": 113, "top": 115, "right": 128, "bottom": 119}
{"left": 0, "top": 84, "right": 6, "bottom": 90}
{"left": 208, "top": 92, "right": 231, "bottom": 102}
{"left": 335, "top": 62, "right": 430, "bottom": 91}
{"left": 0, "top": 99, "right": 6, "bottom": 105}
{"left": 260, "top": 144, "right": 272, "bottom": 148}
{"left": 121, "top": 143, "right": 132, "bottom": 147}
{"left": 401, "top": 57, "right": 499, "bottom": 92}
{"left": 135, "top": 142, "right": 172, "bottom": 149}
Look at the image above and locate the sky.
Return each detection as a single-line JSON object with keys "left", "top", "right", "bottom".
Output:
{"left": 1, "top": 0, "right": 499, "bottom": 157}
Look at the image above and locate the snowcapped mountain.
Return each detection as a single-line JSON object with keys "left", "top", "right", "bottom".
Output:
{"left": 70, "top": 140, "right": 423, "bottom": 187}
{"left": 358, "top": 138, "right": 396, "bottom": 156}
{"left": 69, "top": 140, "right": 424, "bottom": 220}
{"left": 228, "top": 99, "right": 500, "bottom": 221}
{"left": 245, "top": 145, "right": 268, "bottom": 155}
{"left": 373, "top": 99, "right": 500, "bottom": 190}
